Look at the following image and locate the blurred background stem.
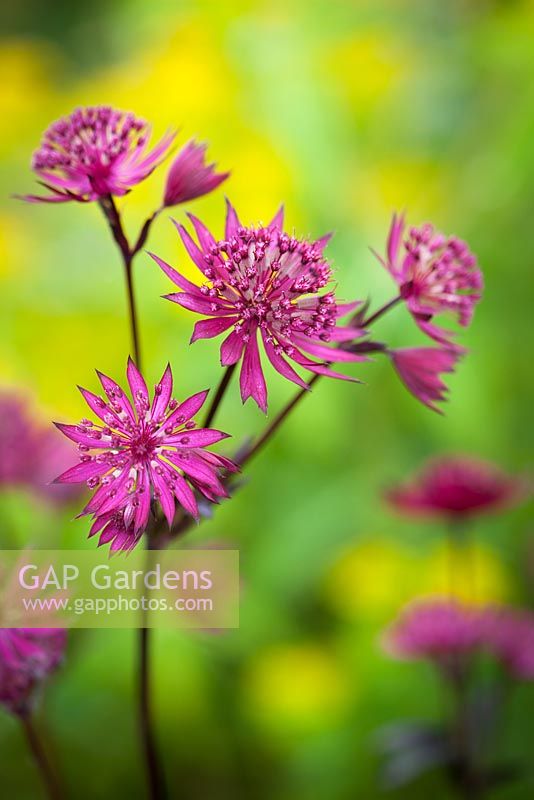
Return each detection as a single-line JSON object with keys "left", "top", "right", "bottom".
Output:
{"left": 20, "top": 714, "right": 63, "bottom": 800}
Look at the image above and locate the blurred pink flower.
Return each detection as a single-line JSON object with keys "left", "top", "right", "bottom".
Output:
{"left": 385, "top": 601, "right": 534, "bottom": 682}
{"left": 54, "top": 360, "right": 237, "bottom": 552}
{"left": 377, "top": 214, "right": 483, "bottom": 346}
{"left": 0, "top": 628, "right": 66, "bottom": 716}
{"left": 163, "top": 140, "right": 229, "bottom": 207}
{"left": 385, "top": 456, "right": 525, "bottom": 520}
{"left": 19, "top": 106, "right": 174, "bottom": 203}
{"left": 389, "top": 346, "right": 461, "bottom": 413}
{"left": 150, "top": 200, "right": 365, "bottom": 411}
{"left": 383, "top": 600, "right": 481, "bottom": 664}
{"left": 481, "top": 607, "right": 534, "bottom": 680}
{"left": 0, "top": 393, "right": 79, "bottom": 506}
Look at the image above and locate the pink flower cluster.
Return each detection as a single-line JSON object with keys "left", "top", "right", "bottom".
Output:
{"left": 384, "top": 600, "right": 534, "bottom": 680}
{"left": 0, "top": 629, "right": 66, "bottom": 716}
{"left": 382, "top": 214, "right": 483, "bottom": 347}
{"left": 151, "top": 201, "right": 365, "bottom": 411}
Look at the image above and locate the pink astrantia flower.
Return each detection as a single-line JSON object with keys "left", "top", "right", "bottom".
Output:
{"left": 0, "top": 393, "right": 79, "bottom": 506}
{"left": 377, "top": 213, "right": 483, "bottom": 346}
{"left": 54, "top": 360, "right": 237, "bottom": 552}
{"left": 163, "top": 140, "right": 229, "bottom": 207}
{"left": 0, "top": 628, "right": 66, "bottom": 716}
{"left": 20, "top": 106, "right": 175, "bottom": 203}
{"left": 383, "top": 600, "right": 482, "bottom": 665}
{"left": 481, "top": 607, "right": 534, "bottom": 681}
{"left": 385, "top": 456, "right": 525, "bottom": 520}
{"left": 389, "top": 347, "right": 461, "bottom": 414}
{"left": 149, "top": 201, "right": 365, "bottom": 411}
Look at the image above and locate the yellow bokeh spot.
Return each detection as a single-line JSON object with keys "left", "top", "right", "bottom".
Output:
{"left": 420, "top": 540, "right": 510, "bottom": 606}
{"left": 324, "top": 538, "right": 420, "bottom": 621}
{"left": 323, "top": 31, "right": 402, "bottom": 109}
{"left": 245, "top": 642, "right": 348, "bottom": 732}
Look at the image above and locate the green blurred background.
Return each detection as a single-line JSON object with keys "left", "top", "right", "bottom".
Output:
{"left": 0, "top": 0, "right": 533, "bottom": 797}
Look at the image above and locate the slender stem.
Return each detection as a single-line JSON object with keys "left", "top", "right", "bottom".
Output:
{"left": 139, "top": 625, "right": 167, "bottom": 800}
{"left": 98, "top": 196, "right": 141, "bottom": 366}
{"left": 203, "top": 364, "right": 237, "bottom": 427}
{"left": 240, "top": 374, "right": 319, "bottom": 468}
{"left": 360, "top": 295, "right": 401, "bottom": 327}
{"left": 20, "top": 714, "right": 63, "bottom": 800}
{"left": 123, "top": 257, "right": 142, "bottom": 367}
{"left": 132, "top": 209, "right": 162, "bottom": 257}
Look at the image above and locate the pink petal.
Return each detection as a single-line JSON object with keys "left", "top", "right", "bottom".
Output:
{"left": 261, "top": 329, "right": 309, "bottom": 389}
{"left": 126, "top": 357, "right": 149, "bottom": 415}
{"left": 225, "top": 198, "right": 241, "bottom": 239}
{"left": 268, "top": 205, "right": 284, "bottom": 232}
{"left": 172, "top": 473, "right": 199, "bottom": 519}
{"left": 151, "top": 364, "right": 173, "bottom": 420}
{"left": 161, "top": 389, "right": 209, "bottom": 431}
{"left": 220, "top": 329, "right": 246, "bottom": 365}
{"left": 164, "top": 292, "right": 234, "bottom": 316}
{"left": 163, "top": 429, "right": 230, "bottom": 447}
{"left": 240, "top": 328, "right": 267, "bottom": 412}
{"left": 191, "top": 316, "right": 237, "bottom": 343}
{"left": 148, "top": 252, "right": 202, "bottom": 294}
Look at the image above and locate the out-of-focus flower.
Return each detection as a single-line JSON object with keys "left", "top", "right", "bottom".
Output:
{"left": 481, "top": 607, "right": 534, "bottom": 680}
{"left": 163, "top": 139, "right": 229, "bottom": 207}
{"left": 0, "top": 392, "right": 79, "bottom": 506}
{"left": 376, "top": 214, "right": 483, "bottom": 346}
{"left": 53, "top": 359, "right": 236, "bottom": 552}
{"left": 384, "top": 600, "right": 534, "bottom": 682}
{"left": 150, "top": 200, "right": 365, "bottom": 411}
{"left": 19, "top": 106, "right": 175, "bottom": 203}
{"left": 383, "top": 600, "right": 482, "bottom": 665}
{"left": 0, "top": 628, "right": 66, "bottom": 716}
{"left": 385, "top": 457, "right": 526, "bottom": 520}
{"left": 389, "top": 347, "right": 461, "bottom": 413}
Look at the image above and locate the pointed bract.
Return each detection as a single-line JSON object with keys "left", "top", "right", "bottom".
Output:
{"left": 163, "top": 139, "right": 229, "bottom": 207}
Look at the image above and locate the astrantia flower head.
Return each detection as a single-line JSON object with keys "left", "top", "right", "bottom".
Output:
{"left": 54, "top": 360, "right": 237, "bottom": 552}
{"left": 389, "top": 346, "right": 461, "bottom": 414}
{"left": 163, "top": 140, "right": 229, "bottom": 207}
{"left": 385, "top": 456, "right": 525, "bottom": 520}
{"left": 0, "top": 628, "right": 66, "bottom": 716}
{"left": 150, "top": 200, "right": 365, "bottom": 411}
{"left": 379, "top": 213, "right": 483, "bottom": 346}
{"left": 21, "top": 106, "right": 175, "bottom": 203}
{"left": 383, "top": 600, "right": 482, "bottom": 666}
